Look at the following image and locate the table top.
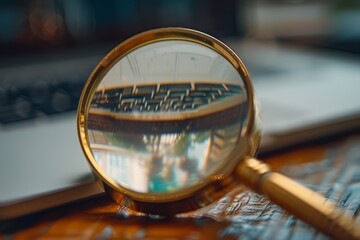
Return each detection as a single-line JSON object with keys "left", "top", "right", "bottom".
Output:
{"left": 1, "top": 133, "right": 360, "bottom": 239}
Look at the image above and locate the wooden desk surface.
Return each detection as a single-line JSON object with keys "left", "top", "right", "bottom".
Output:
{"left": 1, "top": 134, "right": 360, "bottom": 239}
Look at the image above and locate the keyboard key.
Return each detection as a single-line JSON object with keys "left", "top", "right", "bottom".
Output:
{"left": 187, "top": 91, "right": 207, "bottom": 97}
{"left": 27, "top": 81, "right": 50, "bottom": 105}
{"left": 131, "top": 104, "right": 144, "bottom": 112}
{"left": 134, "top": 85, "right": 157, "bottom": 96}
{"left": 122, "top": 87, "right": 133, "bottom": 97}
{"left": 51, "top": 90, "right": 72, "bottom": 112}
{"left": 159, "top": 83, "right": 191, "bottom": 93}
{"left": 168, "top": 92, "right": 184, "bottom": 98}
{"left": 119, "top": 102, "right": 132, "bottom": 112}
{"left": 121, "top": 96, "right": 144, "bottom": 103}
{"left": 0, "top": 97, "right": 36, "bottom": 123}
{"left": 195, "top": 83, "right": 226, "bottom": 92}
{"left": 153, "top": 92, "right": 168, "bottom": 100}
{"left": 192, "top": 97, "right": 209, "bottom": 105}
{"left": 14, "top": 96, "right": 33, "bottom": 118}
{"left": 225, "top": 84, "right": 243, "bottom": 93}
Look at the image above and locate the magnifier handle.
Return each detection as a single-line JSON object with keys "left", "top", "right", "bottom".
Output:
{"left": 237, "top": 157, "right": 359, "bottom": 240}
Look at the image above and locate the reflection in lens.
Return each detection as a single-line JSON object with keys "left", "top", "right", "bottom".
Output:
{"left": 86, "top": 40, "right": 249, "bottom": 194}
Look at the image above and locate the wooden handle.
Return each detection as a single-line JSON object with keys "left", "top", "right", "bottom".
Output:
{"left": 237, "top": 157, "right": 360, "bottom": 240}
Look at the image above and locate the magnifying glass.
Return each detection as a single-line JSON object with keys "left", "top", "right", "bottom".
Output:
{"left": 77, "top": 28, "right": 358, "bottom": 239}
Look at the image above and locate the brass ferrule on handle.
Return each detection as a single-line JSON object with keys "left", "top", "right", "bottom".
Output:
{"left": 237, "top": 157, "right": 360, "bottom": 240}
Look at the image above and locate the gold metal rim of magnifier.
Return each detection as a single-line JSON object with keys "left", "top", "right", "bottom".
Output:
{"left": 77, "top": 27, "right": 258, "bottom": 214}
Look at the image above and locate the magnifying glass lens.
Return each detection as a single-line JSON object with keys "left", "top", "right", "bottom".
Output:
{"left": 87, "top": 40, "right": 250, "bottom": 195}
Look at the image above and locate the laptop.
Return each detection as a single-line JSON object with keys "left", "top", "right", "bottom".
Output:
{"left": 1, "top": 38, "right": 360, "bottom": 220}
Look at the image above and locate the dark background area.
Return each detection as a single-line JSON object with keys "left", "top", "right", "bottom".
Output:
{"left": 0, "top": 0, "right": 242, "bottom": 57}
{"left": 1, "top": 0, "right": 359, "bottom": 57}
{"left": 0, "top": 0, "right": 359, "bottom": 123}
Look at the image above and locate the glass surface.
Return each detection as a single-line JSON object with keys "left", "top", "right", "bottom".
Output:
{"left": 86, "top": 40, "right": 249, "bottom": 194}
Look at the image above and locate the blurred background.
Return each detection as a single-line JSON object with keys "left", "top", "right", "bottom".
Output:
{"left": 0, "top": 0, "right": 359, "bottom": 122}
{"left": 1, "top": 0, "right": 360, "bottom": 54}
{"left": 1, "top": 0, "right": 360, "bottom": 53}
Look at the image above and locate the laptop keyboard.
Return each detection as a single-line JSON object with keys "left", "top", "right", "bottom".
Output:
{"left": 0, "top": 81, "right": 243, "bottom": 124}
{"left": 91, "top": 82, "right": 243, "bottom": 113}
{"left": 0, "top": 81, "right": 84, "bottom": 124}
